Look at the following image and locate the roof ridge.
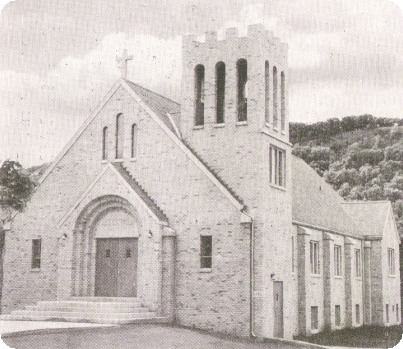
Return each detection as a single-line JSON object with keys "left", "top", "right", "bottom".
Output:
{"left": 342, "top": 201, "right": 390, "bottom": 205}
{"left": 123, "top": 78, "right": 180, "bottom": 106}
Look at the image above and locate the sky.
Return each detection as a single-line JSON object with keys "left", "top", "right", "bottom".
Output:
{"left": 0, "top": 0, "right": 402, "bottom": 166}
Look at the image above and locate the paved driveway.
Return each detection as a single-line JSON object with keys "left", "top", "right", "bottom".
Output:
{"left": 2, "top": 324, "right": 324, "bottom": 349}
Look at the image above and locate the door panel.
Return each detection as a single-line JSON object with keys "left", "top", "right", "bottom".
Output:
{"left": 95, "top": 238, "right": 138, "bottom": 297}
{"left": 273, "top": 281, "right": 284, "bottom": 338}
{"left": 117, "top": 238, "right": 138, "bottom": 297}
{"left": 95, "top": 239, "right": 119, "bottom": 297}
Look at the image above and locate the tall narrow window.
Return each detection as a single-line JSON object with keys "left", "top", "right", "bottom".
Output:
{"left": 131, "top": 123, "right": 138, "bottom": 158}
{"left": 200, "top": 235, "right": 212, "bottom": 269}
{"left": 335, "top": 305, "right": 341, "bottom": 326}
{"left": 194, "top": 64, "right": 205, "bottom": 126}
{"left": 334, "top": 245, "right": 342, "bottom": 276}
{"left": 397, "top": 304, "right": 399, "bottom": 322}
{"left": 388, "top": 248, "right": 395, "bottom": 275}
{"left": 215, "top": 62, "right": 226, "bottom": 124}
{"left": 115, "top": 113, "right": 124, "bottom": 159}
{"left": 273, "top": 66, "right": 278, "bottom": 128}
{"left": 265, "top": 61, "right": 270, "bottom": 124}
{"left": 102, "top": 126, "right": 108, "bottom": 160}
{"left": 311, "top": 306, "right": 319, "bottom": 330}
{"left": 269, "top": 146, "right": 286, "bottom": 187}
{"left": 310, "top": 241, "right": 320, "bottom": 275}
{"left": 386, "top": 304, "right": 389, "bottom": 323}
{"left": 31, "top": 239, "right": 41, "bottom": 269}
{"left": 291, "top": 236, "right": 295, "bottom": 272}
{"left": 237, "top": 59, "right": 248, "bottom": 122}
{"left": 356, "top": 304, "right": 360, "bottom": 324}
{"left": 280, "top": 71, "right": 286, "bottom": 131}
{"left": 355, "top": 249, "right": 362, "bottom": 277}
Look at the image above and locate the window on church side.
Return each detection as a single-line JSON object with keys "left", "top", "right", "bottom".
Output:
{"left": 115, "top": 113, "right": 124, "bottom": 159}
{"left": 356, "top": 304, "right": 360, "bottom": 324}
{"left": 102, "top": 126, "right": 108, "bottom": 160}
{"left": 281, "top": 71, "right": 286, "bottom": 131}
{"left": 335, "top": 305, "right": 341, "bottom": 326}
{"left": 31, "top": 239, "right": 41, "bottom": 269}
{"left": 237, "top": 59, "right": 248, "bottom": 122}
{"left": 273, "top": 66, "right": 278, "bottom": 128}
{"left": 131, "top": 123, "right": 138, "bottom": 158}
{"left": 215, "top": 62, "right": 226, "bottom": 124}
{"left": 397, "top": 304, "right": 399, "bottom": 322}
{"left": 334, "top": 245, "right": 342, "bottom": 276}
{"left": 269, "top": 146, "right": 286, "bottom": 187}
{"left": 200, "top": 235, "right": 212, "bottom": 269}
{"left": 310, "top": 241, "right": 320, "bottom": 275}
{"left": 311, "top": 306, "right": 319, "bottom": 330}
{"left": 355, "top": 249, "right": 362, "bottom": 277}
{"left": 265, "top": 61, "right": 270, "bottom": 124}
{"left": 386, "top": 304, "right": 389, "bottom": 323}
{"left": 388, "top": 248, "right": 395, "bottom": 275}
{"left": 194, "top": 64, "right": 205, "bottom": 126}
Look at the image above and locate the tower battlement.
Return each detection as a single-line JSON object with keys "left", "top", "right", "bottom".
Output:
{"left": 183, "top": 24, "right": 288, "bottom": 56}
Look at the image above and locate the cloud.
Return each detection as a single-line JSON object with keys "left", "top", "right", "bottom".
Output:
{"left": 0, "top": 32, "right": 181, "bottom": 166}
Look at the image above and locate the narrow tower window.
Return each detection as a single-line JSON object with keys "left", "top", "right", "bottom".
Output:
{"left": 265, "top": 61, "right": 270, "bottom": 124}
{"left": 115, "top": 113, "right": 124, "bottom": 159}
{"left": 194, "top": 64, "right": 205, "bottom": 126}
{"left": 237, "top": 59, "right": 248, "bottom": 122}
{"left": 215, "top": 62, "right": 226, "bottom": 124}
{"left": 131, "top": 123, "right": 138, "bottom": 158}
{"left": 102, "top": 126, "right": 108, "bottom": 160}
{"left": 273, "top": 66, "right": 278, "bottom": 128}
{"left": 281, "top": 71, "right": 286, "bottom": 131}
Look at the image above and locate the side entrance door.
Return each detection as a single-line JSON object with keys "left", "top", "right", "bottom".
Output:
{"left": 273, "top": 281, "right": 284, "bottom": 338}
{"left": 95, "top": 238, "right": 138, "bottom": 297}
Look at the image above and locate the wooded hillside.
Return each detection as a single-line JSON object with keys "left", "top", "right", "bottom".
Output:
{"left": 291, "top": 115, "right": 403, "bottom": 236}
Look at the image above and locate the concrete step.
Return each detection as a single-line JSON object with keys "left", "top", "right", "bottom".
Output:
{"left": 69, "top": 297, "right": 139, "bottom": 303}
{"left": 25, "top": 305, "right": 148, "bottom": 313}
{"left": 0, "top": 314, "right": 170, "bottom": 325}
{"left": 10, "top": 310, "right": 157, "bottom": 320}
{"left": 37, "top": 300, "right": 142, "bottom": 308}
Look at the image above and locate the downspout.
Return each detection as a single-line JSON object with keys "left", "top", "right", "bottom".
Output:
{"left": 242, "top": 209, "right": 256, "bottom": 338}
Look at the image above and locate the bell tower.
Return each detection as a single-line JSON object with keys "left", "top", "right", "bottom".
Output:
{"left": 180, "top": 24, "right": 295, "bottom": 339}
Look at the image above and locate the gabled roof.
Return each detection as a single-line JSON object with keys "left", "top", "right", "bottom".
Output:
{"left": 342, "top": 201, "right": 391, "bottom": 237}
{"left": 292, "top": 156, "right": 362, "bottom": 238}
{"left": 123, "top": 79, "right": 181, "bottom": 134}
{"left": 110, "top": 162, "right": 168, "bottom": 222}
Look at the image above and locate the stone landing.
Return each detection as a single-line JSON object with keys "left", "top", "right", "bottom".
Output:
{"left": 0, "top": 297, "right": 170, "bottom": 325}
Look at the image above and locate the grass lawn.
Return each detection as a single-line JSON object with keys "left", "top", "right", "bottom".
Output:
{"left": 295, "top": 325, "right": 402, "bottom": 348}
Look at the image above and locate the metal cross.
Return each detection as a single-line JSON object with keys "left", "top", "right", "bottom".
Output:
{"left": 116, "top": 49, "right": 133, "bottom": 79}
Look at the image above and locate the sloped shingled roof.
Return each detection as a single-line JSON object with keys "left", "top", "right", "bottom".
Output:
{"left": 124, "top": 79, "right": 181, "bottom": 134}
{"left": 342, "top": 201, "right": 390, "bottom": 237}
{"left": 292, "top": 156, "right": 362, "bottom": 238}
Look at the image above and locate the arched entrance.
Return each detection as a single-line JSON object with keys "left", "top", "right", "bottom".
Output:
{"left": 71, "top": 195, "right": 141, "bottom": 297}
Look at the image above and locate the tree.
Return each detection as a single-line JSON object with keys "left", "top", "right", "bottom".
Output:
{"left": 0, "top": 160, "right": 35, "bottom": 213}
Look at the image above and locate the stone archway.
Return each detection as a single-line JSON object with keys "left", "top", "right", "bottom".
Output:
{"left": 71, "top": 195, "right": 141, "bottom": 297}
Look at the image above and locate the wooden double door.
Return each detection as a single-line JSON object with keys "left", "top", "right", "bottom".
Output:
{"left": 95, "top": 238, "right": 138, "bottom": 297}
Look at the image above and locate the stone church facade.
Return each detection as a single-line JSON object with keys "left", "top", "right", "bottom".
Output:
{"left": 0, "top": 25, "right": 400, "bottom": 340}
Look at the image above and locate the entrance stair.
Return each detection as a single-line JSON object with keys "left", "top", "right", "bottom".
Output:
{"left": 0, "top": 297, "right": 169, "bottom": 325}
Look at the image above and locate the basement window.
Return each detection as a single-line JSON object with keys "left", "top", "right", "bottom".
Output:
{"left": 31, "top": 239, "right": 42, "bottom": 269}
{"left": 200, "top": 235, "right": 212, "bottom": 269}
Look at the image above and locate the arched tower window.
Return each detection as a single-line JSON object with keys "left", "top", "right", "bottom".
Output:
{"left": 131, "top": 123, "right": 138, "bottom": 158}
{"left": 273, "top": 66, "right": 278, "bottom": 128}
{"left": 237, "top": 59, "right": 248, "bottom": 122}
{"left": 115, "top": 113, "right": 124, "bottom": 159}
{"left": 194, "top": 64, "right": 205, "bottom": 126}
{"left": 281, "top": 71, "right": 286, "bottom": 131}
{"left": 265, "top": 61, "right": 270, "bottom": 124}
{"left": 102, "top": 126, "right": 108, "bottom": 160}
{"left": 215, "top": 62, "right": 226, "bottom": 124}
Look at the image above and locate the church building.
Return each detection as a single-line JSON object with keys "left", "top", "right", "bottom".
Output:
{"left": 0, "top": 24, "right": 400, "bottom": 340}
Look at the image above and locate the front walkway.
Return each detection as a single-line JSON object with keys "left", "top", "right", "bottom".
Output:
{"left": 2, "top": 323, "right": 327, "bottom": 349}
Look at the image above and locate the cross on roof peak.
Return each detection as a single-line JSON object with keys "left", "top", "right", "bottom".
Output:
{"left": 116, "top": 49, "right": 133, "bottom": 79}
